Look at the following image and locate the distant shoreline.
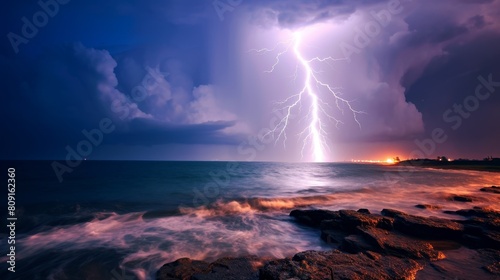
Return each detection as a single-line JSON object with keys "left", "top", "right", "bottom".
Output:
{"left": 396, "top": 159, "right": 500, "bottom": 173}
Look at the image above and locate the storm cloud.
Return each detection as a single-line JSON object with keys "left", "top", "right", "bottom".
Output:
{"left": 1, "top": 0, "right": 500, "bottom": 160}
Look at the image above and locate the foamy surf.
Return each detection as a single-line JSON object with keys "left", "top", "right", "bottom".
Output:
{"left": 1, "top": 161, "right": 498, "bottom": 280}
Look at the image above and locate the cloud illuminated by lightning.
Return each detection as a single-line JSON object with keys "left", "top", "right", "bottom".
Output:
{"left": 251, "top": 30, "right": 364, "bottom": 162}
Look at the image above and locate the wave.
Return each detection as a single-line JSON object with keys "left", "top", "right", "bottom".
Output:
{"left": 1, "top": 195, "right": 336, "bottom": 280}
{"left": 178, "top": 194, "right": 338, "bottom": 217}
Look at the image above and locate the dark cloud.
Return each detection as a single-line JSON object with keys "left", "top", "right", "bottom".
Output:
{"left": 245, "top": 0, "right": 389, "bottom": 28}
{"left": 468, "top": 15, "right": 488, "bottom": 29}
{"left": 404, "top": 32, "right": 500, "bottom": 157}
{"left": 2, "top": 0, "right": 500, "bottom": 160}
{"left": 0, "top": 42, "right": 242, "bottom": 159}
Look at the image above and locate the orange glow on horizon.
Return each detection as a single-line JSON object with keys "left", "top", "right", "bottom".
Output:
{"left": 350, "top": 157, "right": 398, "bottom": 164}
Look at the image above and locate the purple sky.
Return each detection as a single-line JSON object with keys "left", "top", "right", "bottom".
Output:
{"left": 1, "top": 0, "right": 500, "bottom": 161}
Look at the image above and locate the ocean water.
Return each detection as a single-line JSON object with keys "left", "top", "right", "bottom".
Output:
{"left": 0, "top": 161, "right": 498, "bottom": 280}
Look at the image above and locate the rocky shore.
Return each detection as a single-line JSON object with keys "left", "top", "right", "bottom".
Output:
{"left": 157, "top": 186, "right": 500, "bottom": 279}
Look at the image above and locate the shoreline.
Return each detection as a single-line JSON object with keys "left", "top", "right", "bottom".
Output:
{"left": 156, "top": 185, "right": 500, "bottom": 280}
{"left": 395, "top": 159, "right": 500, "bottom": 173}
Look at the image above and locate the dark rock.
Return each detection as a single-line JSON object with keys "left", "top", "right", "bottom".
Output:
{"left": 357, "top": 208, "right": 371, "bottom": 214}
{"left": 478, "top": 249, "right": 500, "bottom": 276}
{"left": 415, "top": 204, "right": 442, "bottom": 210}
{"left": 447, "top": 207, "right": 500, "bottom": 231}
{"left": 157, "top": 258, "right": 210, "bottom": 280}
{"left": 358, "top": 227, "right": 445, "bottom": 260}
{"left": 338, "top": 210, "right": 394, "bottom": 231}
{"left": 480, "top": 231, "right": 500, "bottom": 250}
{"left": 381, "top": 209, "right": 464, "bottom": 239}
{"left": 157, "top": 256, "right": 264, "bottom": 280}
{"left": 320, "top": 229, "right": 346, "bottom": 245}
{"left": 480, "top": 186, "right": 500, "bottom": 194}
{"left": 381, "top": 208, "right": 406, "bottom": 218}
{"left": 444, "top": 208, "right": 500, "bottom": 249}
{"left": 320, "top": 219, "right": 341, "bottom": 230}
{"left": 289, "top": 209, "right": 340, "bottom": 227}
{"left": 452, "top": 207, "right": 500, "bottom": 219}
{"left": 464, "top": 217, "right": 500, "bottom": 232}
{"left": 377, "top": 217, "right": 395, "bottom": 231}
{"left": 341, "top": 234, "right": 377, "bottom": 253}
{"left": 484, "top": 262, "right": 500, "bottom": 275}
{"left": 450, "top": 195, "right": 474, "bottom": 202}
{"left": 259, "top": 250, "right": 423, "bottom": 280}
{"left": 293, "top": 209, "right": 394, "bottom": 233}
{"left": 338, "top": 210, "right": 383, "bottom": 230}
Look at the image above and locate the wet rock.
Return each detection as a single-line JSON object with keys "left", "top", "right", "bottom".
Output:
{"left": 338, "top": 210, "right": 390, "bottom": 231}
{"left": 341, "top": 234, "right": 377, "bottom": 253}
{"left": 357, "top": 208, "right": 371, "bottom": 214}
{"left": 450, "top": 195, "right": 474, "bottom": 202}
{"left": 480, "top": 186, "right": 500, "bottom": 194}
{"left": 289, "top": 209, "right": 340, "bottom": 227}
{"left": 316, "top": 210, "right": 393, "bottom": 232}
{"left": 159, "top": 207, "right": 500, "bottom": 279}
{"left": 157, "top": 256, "right": 264, "bottom": 280}
{"left": 451, "top": 207, "right": 500, "bottom": 219}
{"left": 381, "top": 208, "right": 406, "bottom": 217}
{"left": 484, "top": 262, "right": 500, "bottom": 275}
{"left": 444, "top": 208, "right": 500, "bottom": 249}
{"left": 447, "top": 207, "right": 500, "bottom": 231}
{"left": 358, "top": 227, "right": 445, "bottom": 260}
{"left": 381, "top": 209, "right": 464, "bottom": 239}
{"left": 320, "top": 229, "right": 346, "bottom": 245}
{"left": 478, "top": 249, "right": 500, "bottom": 276}
{"left": 259, "top": 250, "right": 423, "bottom": 280}
{"left": 415, "top": 204, "right": 442, "bottom": 210}
{"left": 461, "top": 222, "right": 500, "bottom": 250}
{"left": 320, "top": 219, "right": 342, "bottom": 230}
{"left": 157, "top": 258, "right": 210, "bottom": 280}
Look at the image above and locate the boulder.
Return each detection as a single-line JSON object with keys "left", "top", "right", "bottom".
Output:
{"left": 320, "top": 229, "right": 347, "bottom": 245}
{"left": 316, "top": 210, "right": 393, "bottom": 232}
{"left": 380, "top": 209, "right": 406, "bottom": 217}
{"left": 480, "top": 186, "right": 500, "bottom": 194}
{"left": 479, "top": 249, "right": 500, "bottom": 276}
{"left": 444, "top": 208, "right": 500, "bottom": 249}
{"left": 157, "top": 256, "right": 264, "bottom": 280}
{"left": 341, "top": 234, "right": 377, "bottom": 253}
{"left": 260, "top": 250, "right": 423, "bottom": 280}
{"left": 289, "top": 209, "right": 340, "bottom": 227}
{"left": 381, "top": 209, "right": 464, "bottom": 239}
{"left": 157, "top": 258, "right": 210, "bottom": 280}
{"left": 450, "top": 207, "right": 500, "bottom": 219}
{"left": 357, "top": 208, "right": 371, "bottom": 214}
{"left": 415, "top": 204, "right": 442, "bottom": 210}
{"left": 339, "top": 210, "right": 384, "bottom": 231}
{"left": 449, "top": 195, "right": 475, "bottom": 202}
{"left": 358, "top": 227, "right": 445, "bottom": 260}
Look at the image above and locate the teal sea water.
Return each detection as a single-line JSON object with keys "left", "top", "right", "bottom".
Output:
{"left": 0, "top": 161, "right": 498, "bottom": 279}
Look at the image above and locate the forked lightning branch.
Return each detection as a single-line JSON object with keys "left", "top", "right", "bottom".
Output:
{"left": 251, "top": 31, "right": 363, "bottom": 162}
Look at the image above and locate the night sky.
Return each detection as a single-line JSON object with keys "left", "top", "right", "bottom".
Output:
{"left": 2, "top": 0, "right": 500, "bottom": 161}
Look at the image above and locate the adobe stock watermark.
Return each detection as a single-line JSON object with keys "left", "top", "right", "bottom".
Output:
{"left": 51, "top": 118, "right": 116, "bottom": 183}
{"left": 384, "top": 73, "right": 500, "bottom": 184}
{"left": 213, "top": 0, "right": 243, "bottom": 21}
{"left": 7, "top": 0, "right": 71, "bottom": 54}
{"left": 51, "top": 67, "right": 169, "bottom": 182}
{"left": 339, "top": 0, "right": 412, "bottom": 62}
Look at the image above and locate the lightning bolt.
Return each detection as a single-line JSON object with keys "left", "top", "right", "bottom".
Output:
{"left": 251, "top": 31, "right": 364, "bottom": 162}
